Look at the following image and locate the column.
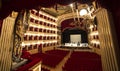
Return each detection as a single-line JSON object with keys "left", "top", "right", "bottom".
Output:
{"left": 0, "top": 17, "right": 15, "bottom": 71}
{"left": 96, "top": 8, "right": 119, "bottom": 71}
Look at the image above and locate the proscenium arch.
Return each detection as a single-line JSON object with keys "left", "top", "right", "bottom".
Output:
{"left": 57, "top": 12, "right": 89, "bottom": 26}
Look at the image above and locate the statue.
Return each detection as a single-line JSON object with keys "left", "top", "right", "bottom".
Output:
{"left": 12, "top": 10, "right": 29, "bottom": 62}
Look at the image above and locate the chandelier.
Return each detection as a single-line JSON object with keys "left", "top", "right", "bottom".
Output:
{"left": 69, "top": 2, "right": 95, "bottom": 30}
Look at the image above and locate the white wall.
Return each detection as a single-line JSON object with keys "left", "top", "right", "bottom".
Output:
{"left": 70, "top": 34, "right": 81, "bottom": 43}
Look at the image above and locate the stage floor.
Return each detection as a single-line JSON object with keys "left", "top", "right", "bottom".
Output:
{"left": 59, "top": 45, "right": 91, "bottom": 50}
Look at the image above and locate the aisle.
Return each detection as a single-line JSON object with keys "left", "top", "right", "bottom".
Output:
{"left": 42, "top": 50, "right": 72, "bottom": 71}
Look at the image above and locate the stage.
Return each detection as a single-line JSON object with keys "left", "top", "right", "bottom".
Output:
{"left": 60, "top": 43, "right": 90, "bottom": 49}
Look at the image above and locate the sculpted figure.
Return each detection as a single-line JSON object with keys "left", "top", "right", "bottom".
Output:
{"left": 12, "top": 10, "right": 29, "bottom": 62}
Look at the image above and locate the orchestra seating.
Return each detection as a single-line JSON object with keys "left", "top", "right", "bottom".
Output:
{"left": 45, "top": 49, "right": 69, "bottom": 58}
{"left": 15, "top": 50, "right": 102, "bottom": 71}
{"left": 31, "top": 49, "right": 69, "bottom": 68}
{"left": 63, "top": 51, "right": 102, "bottom": 71}
{"left": 43, "top": 50, "right": 69, "bottom": 67}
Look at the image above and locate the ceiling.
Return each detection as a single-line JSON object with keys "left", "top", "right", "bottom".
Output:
{"left": 41, "top": 3, "right": 89, "bottom": 17}
{"left": 0, "top": 0, "right": 120, "bottom": 20}
{"left": 0, "top": 0, "right": 95, "bottom": 19}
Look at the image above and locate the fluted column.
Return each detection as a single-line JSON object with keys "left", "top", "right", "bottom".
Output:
{"left": 0, "top": 17, "right": 15, "bottom": 71}
{"left": 96, "top": 8, "right": 119, "bottom": 71}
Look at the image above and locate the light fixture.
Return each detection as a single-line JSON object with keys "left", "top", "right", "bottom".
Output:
{"left": 69, "top": 2, "right": 95, "bottom": 31}
{"left": 69, "top": 4, "right": 73, "bottom": 7}
{"left": 79, "top": 9, "right": 88, "bottom": 16}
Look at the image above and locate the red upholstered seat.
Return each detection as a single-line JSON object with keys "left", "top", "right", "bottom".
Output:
{"left": 21, "top": 50, "right": 31, "bottom": 59}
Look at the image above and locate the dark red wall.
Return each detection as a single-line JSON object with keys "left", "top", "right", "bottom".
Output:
{"left": 0, "top": 20, "right": 3, "bottom": 35}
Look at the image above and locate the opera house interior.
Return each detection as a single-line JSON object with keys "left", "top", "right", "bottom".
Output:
{"left": 0, "top": 0, "right": 120, "bottom": 71}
